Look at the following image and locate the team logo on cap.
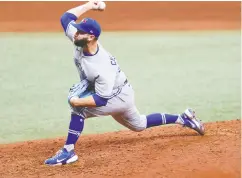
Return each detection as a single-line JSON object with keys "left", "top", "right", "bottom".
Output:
{"left": 81, "top": 19, "right": 88, "bottom": 23}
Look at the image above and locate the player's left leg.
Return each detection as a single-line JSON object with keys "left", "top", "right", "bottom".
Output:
{"left": 45, "top": 81, "right": 92, "bottom": 166}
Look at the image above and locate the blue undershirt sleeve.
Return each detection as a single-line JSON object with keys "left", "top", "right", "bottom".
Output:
{"left": 60, "top": 12, "right": 78, "bottom": 32}
{"left": 92, "top": 94, "right": 108, "bottom": 107}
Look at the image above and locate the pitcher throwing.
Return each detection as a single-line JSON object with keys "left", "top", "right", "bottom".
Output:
{"left": 45, "top": 1, "right": 205, "bottom": 166}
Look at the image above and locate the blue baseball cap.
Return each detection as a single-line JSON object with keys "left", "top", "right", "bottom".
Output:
{"left": 72, "top": 18, "right": 101, "bottom": 38}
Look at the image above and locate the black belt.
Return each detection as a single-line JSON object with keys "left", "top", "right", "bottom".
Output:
{"left": 117, "top": 79, "right": 128, "bottom": 89}
{"left": 115, "top": 79, "right": 128, "bottom": 89}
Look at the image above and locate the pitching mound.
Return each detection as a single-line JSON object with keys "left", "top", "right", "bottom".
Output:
{"left": 0, "top": 120, "right": 240, "bottom": 178}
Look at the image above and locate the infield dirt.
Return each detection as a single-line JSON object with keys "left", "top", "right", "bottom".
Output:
{"left": 0, "top": 120, "right": 241, "bottom": 178}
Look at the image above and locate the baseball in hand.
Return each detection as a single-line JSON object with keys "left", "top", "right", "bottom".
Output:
{"left": 98, "top": 1, "right": 106, "bottom": 10}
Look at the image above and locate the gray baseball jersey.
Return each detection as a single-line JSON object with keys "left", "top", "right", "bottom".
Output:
{"left": 65, "top": 21, "right": 147, "bottom": 131}
{"left": 66, "top": 22, "right": 127, "bottom": 99}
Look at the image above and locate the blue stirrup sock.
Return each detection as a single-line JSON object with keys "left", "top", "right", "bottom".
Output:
{"left": 64, "top": 113, "right": 84, "bottom": 152}
{"left": 146, "top": 113, "right": 184, "bottom": 128}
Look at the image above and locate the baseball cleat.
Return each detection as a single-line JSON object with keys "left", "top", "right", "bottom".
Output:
{"left": 44, "top": 148, "right": 78, "bottom": 166}
{"left": 181, "top": 108, "right": 205, "bottom": 135}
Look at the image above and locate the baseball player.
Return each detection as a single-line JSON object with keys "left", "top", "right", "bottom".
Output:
{"left": 45, "top": 1, "right": 205, "bottom": 166}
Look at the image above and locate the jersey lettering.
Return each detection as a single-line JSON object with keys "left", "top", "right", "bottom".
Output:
{"left": 109, "top": 55, "right": 121, "bottom": 72}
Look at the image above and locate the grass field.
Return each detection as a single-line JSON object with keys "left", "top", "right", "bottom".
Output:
{"left": 0, "top": 31, "right": 240, "bottom": 144}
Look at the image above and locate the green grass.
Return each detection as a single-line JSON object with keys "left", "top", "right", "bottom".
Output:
{"left": 0, "top": 31, "right": 240, "bottom": 144}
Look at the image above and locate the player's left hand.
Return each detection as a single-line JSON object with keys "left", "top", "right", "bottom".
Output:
{"left": 68, "top": 79, "right": 90, "bottom": 104}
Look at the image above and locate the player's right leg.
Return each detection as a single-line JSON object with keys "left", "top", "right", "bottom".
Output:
{"left": 145, "top": 108, "right": 205, "bottom": 135}
{"left": 109, "top": 82, "right": 205, "bottom": 135}
{"left": 112, "top": 107, "right": 205, "bottom": 136}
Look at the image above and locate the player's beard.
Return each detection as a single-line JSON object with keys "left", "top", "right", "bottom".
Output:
{"left": 74, "top": 38, "right": 89, "bottom": 48}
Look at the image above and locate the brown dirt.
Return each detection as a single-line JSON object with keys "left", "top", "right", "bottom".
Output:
{"left": 0, "top": 2, "right": 240, "bottom": 32}
{"left": 0, "top": 120, "right": 241, "bottom": 178}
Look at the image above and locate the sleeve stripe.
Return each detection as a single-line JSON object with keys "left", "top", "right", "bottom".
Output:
{"left": 65, "top": 20, "right": 74, "bottom": 36}
{"left": 95, "top": 88, "right": 122, "bottom": 99}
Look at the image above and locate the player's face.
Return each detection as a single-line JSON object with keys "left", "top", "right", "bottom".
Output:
{"left": 74, "top": 31, "right": 95, "bottom": 47}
